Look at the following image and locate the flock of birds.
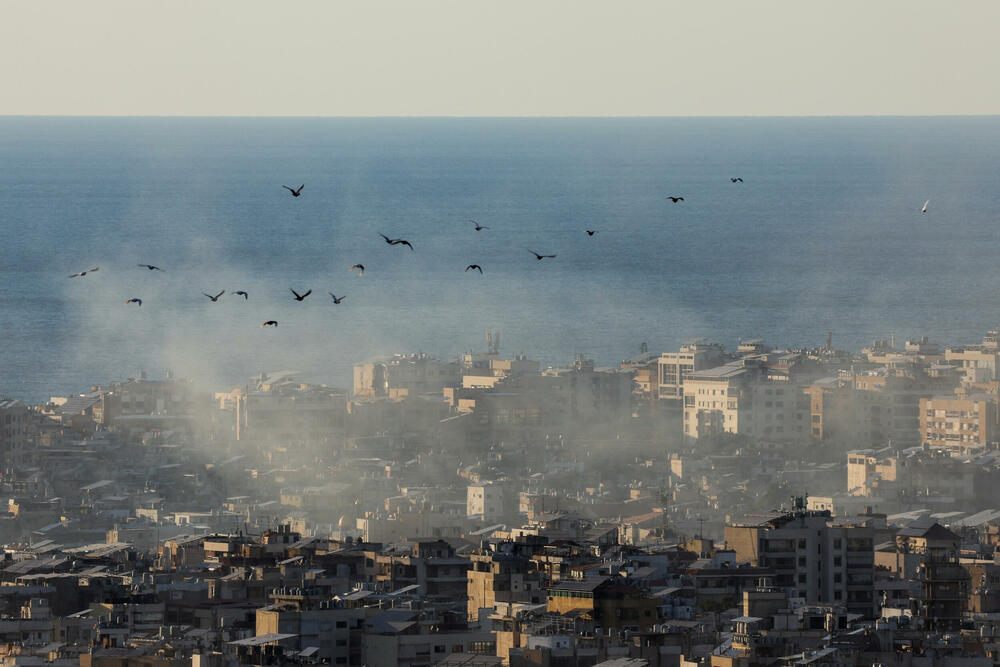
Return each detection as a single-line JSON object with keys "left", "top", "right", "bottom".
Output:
{"left": 66, "top": 181, "right": 618, "bottom": 328}
{"left": 68, "top": 179, "right": 933, "bottom": 329}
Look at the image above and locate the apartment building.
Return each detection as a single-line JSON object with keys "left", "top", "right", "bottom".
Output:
{"left": 353, "top": 354, "right": 461, "bottom": 400}
{"left": 920, "top": 393, "right": 1000, "bottom": 456}
{"left": 466, "top": 551, "right": 544, "bottom": 622}
{"left": 946, "top": 347, "right": 1000, "bottom": 383}
{"left": 807, "top": 363, "right": 960, "bottom": 448}
{"left": 805, "top": 377, "right": 874, "bottom": 444}
{"left": 363, "top": 540, "right": 470, "bottom": 599}
{"left": 682, "top": 357, "right": 811, "bottom": 441}
{"left": 256, "top": 604, "right": 366, "bottom": 665}
{"left": 0, "top": 399, "right": 30, "bottom": 469}
{"left": 447, "top": 355, "right": 632, "bottom": 440}
{"left": 846, "top": 449, "right": 897, "bottom": 496}
{"left": 656, "top": 340, "right": 728, "bottom": 404}
{"left": 220, "top": 373, "right": 348, "bottom": 442}
{"left": 724, "top": 505, "right": 876, "bottom": 617}
{"left": 545, "top": 577, "right": 659, "bottom": 630}
{"left": 466, "top": 482, "right": 513, "bottom": 522}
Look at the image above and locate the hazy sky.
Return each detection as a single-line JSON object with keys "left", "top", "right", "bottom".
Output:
{"left": 3, "top": 1, "right": 998, "bottom": 116}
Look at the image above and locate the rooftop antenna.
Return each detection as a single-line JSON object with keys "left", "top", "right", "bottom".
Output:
{"left": 486, "top": 330, "right": 500, "bottom": 355}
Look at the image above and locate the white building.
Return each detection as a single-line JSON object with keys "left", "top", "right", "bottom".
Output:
{"left": 467, "top": 483, "right": 508, "bottom": 522}
{"left": 682, "top": 357, "right": 811, "bottom": 441}
{"left": 657, "top": 341, "right": 728, "bottom": 403}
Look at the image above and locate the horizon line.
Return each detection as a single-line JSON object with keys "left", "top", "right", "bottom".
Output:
{"left": 2, "top": 113, "right": 1000, "bottom": 120}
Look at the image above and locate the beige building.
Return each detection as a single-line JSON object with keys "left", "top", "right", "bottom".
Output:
{"left": 920, "top": 393, "right": 1000, "bottom": 456}
{"left": 941, "top": 327, "right": 1000, "bottom": 382}
{"left": 466, "top": 552, "right": 544, "bottom": 622}
{"left": 846, "top": 449, "right": 897, "bottom": 496}
{"left": 682, "top": 357, "right": 810, "bottom": 441}
{"left": 946, "top": 347, "right": 1000, "bottom": 383}
{"left": 807, "top": 364, "right": 960, "bottom": 448}
{"left": 353, "top": 354, "right": 461, "bottom": 400}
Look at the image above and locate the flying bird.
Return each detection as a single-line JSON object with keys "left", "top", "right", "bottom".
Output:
{"left": 465, "top": 264, "right": 483, "bottom": 274}
{"left": 137, "top": 264, "right": 163, "bottom": 271}
{"left": 586, "top": 230, "right": 597, "bottom": 236}
{"left": 922, "top": 199, "right": 930, "bottom": 213}
{"left": 232, "top": 290, "right": 248, "bottom": 300}
{"left": 665, "top": 196, "right": 684, "bottom": 203}
{"left": 528, "top": 249, "right": 556, "bottom": 260}
{"left": 261, "top": 320, "right": 278, "bottom": 327}
{"left": 469, "top": 220, "right": 489, "bottom": 231}
{"left": 379, "top": 233, "right": 414, "bottom": 250}
{"left": 350, "top": 264, "right": 365, "bottom": 275}
{"left": 730, "top": 177, "right": 743, "bottom": 183}
{"left": 69, "top": 267, "right": 99, "bottom": 278}
{"left": 124, "top": 298, "right": 142, "bottom": 307}
{"left": 282, "top": 184, "right": 304, "bottom": 197}
{"left": 203, "top": 291, "right": 225, "bottom": 302}
{"left": 290, "top": 288, "right": 312, "bottom": 301}
{"left": 327, "top": 292, "right": 346, "bottom": 304}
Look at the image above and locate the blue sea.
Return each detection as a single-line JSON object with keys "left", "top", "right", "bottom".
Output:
{"left": 2, "top": 117, "right": 1000, "bottom": 404}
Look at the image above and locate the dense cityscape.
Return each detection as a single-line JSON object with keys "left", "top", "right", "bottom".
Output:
{"left": 1, "top": 327, "right": 1000, "bottom": 665}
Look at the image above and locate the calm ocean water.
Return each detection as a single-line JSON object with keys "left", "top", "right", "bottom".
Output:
{"left": 2, "top": 117, "right": 1000, "bottom": 403}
